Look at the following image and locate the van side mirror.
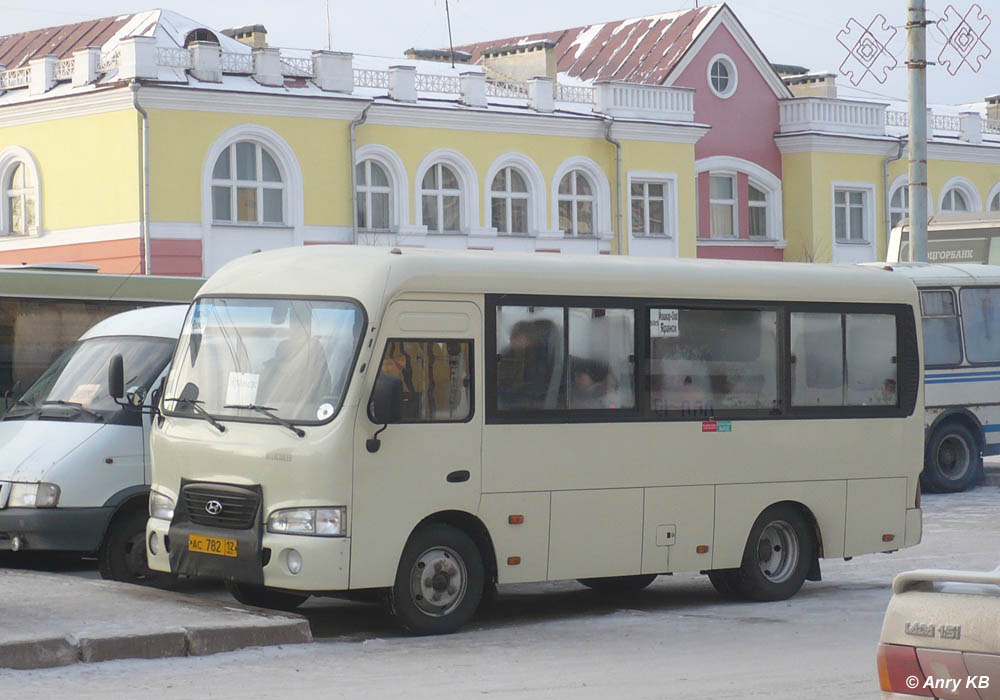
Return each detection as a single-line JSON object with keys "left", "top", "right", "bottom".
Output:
{"left": 108, "top": 354, "right": 125, "bottom": 400}
{"left": 367, "top": 375, "right": 402, "bottom": 453}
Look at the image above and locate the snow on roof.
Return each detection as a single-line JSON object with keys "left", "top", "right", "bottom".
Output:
{"left": 451, "top": 5, "right": 723, "bottom": 85}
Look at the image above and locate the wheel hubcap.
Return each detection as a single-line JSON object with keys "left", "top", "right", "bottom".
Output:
{"left": 937, "top": 435, "right": 971, "bottom": 480}
{"left": 409, "top": 546, "right": 467, "bottom": 617}
{"left": 756, "top": 520, "right": 799, "bottom": 583}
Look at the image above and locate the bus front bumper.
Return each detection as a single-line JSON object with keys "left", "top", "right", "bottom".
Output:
{"left": 146, "top": 516, "right": 351, "bottom": 591}
{"left": 0, "top": 506, "right": 110, "bottom": 553}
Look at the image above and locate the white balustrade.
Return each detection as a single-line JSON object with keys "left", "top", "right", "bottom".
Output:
{"left": 414, "top": 73, "right": 461, "bottom": 94}
{"left": 280, "top": 56, "right": 314, "bottom": 78}
{"left": 484, "top": 78, "right": 528, "bottom": 99}
{"left": 220, "top": 51, "right": 253, "bottom": 74}
{"left": 556, "top": 84, "right": 594, "bottom": 104}
{"left": 55, "top": 57, "right": 75, "bottom": 81}
{"left": 595, "top": 81, "right": 695, "bottom": 122}
{"left": 98, "top": 47, "right": 120, "bottom": 73}
{"left": 779, "top": 97, "right": 887, "bottom": 136}
{"left": 0, "top": 66, "right": 30, "bottom": 89}
{"left": 156, "top": 47, "right": 193, "bottom": 69}
{"left": 354, "top": 68, "right": 389, "bottom": 89}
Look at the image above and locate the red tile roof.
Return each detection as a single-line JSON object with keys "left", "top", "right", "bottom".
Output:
{"left": 452, "top": 5, "right": 721, "bottom": 85}
{"left": 0, "top": 15, "right": 134, "bottom": 69}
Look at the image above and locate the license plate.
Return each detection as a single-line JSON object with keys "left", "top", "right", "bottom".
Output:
{"left": 188, "top": 534, "right": 238, "bottom": 557}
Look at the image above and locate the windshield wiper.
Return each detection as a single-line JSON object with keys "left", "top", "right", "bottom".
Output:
{"left": 163, "top": 397, "right": 226, "bottom": 433}
{"left": 41, "top": 400, "right": 105, "bottom": 422}
{"left": 223, "top": 404, "right": 305, "bottom": 437}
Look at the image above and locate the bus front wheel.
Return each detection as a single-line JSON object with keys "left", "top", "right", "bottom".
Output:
{"left": 386, "top": 524, "right": 485, "bottom": 635}
{"left": 708, "top": 504, "right": 814, "bottom": 602}
{"left": 923, "top": 422, "right": 980, "bottom": 493}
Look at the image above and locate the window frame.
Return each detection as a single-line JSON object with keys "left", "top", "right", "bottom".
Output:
{"left": 0, "top": 150, "right": 40, "bottom": 238}
{"left": 355, "top": 159, "right": 393, "bottom": 233}
{"left": 958, "top": 285, "right": 1000, "bottom": 367}
{"left": 367, "top": 337, "right": 476, "bottom": 424}
{"left": 629, "top": 179, "right": 672, "bottom": 238}
{"left": 421, "top": 162, "right": 463, "bottom": 234}
{"left": 940, "top": 188, "right": 969, "bottom": 213}
{"left": 210, "top": 141, "right": 286, "bottom": 226}
{"left": 485, "top": 294, "right": 918, "bottom": 425}
{"left": 556, "top": 170, "right": 596, "bottom": 237}
{"left": 989, "top": 187, "right": 1000, "bottom": 212}
{"left": 919, "top": 287, "right": 964, "bottom": 369}
{"left": 747, "top": 181, "right": 769, "bottom": 239}
{"left": 833, "top": 186, "right": 871, "bottom": 243}
{"left": 490, "top": 166, "right": 531, "bottom": 236}
{"left": 706, "top": 53, "right": 738, "bottom": 99}
{"left": 708, "top": 172, "right": 737, "bottom": 238}
{"left": 889, "top": 182, "right": 909, "bottom": 231}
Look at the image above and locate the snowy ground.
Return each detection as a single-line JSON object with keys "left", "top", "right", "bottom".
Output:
{"left": 3, "top": 488, "right": 997, "bottom": 699}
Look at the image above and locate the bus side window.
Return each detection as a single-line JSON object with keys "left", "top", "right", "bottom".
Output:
{"left": 920, "top": 290, "right": 962, "bottom": 366}
{"left": 495, "top": 306, "right": 564, "bottom": 410}
{"left": 372, "top": 340, "right": 472, "bottom": 422}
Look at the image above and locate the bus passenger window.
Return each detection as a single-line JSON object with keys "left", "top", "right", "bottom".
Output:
{"left": 567, "top": 308, "right": 635, "bottom": 410}
{"left": 920, "top": 290, "right": 961, "bottom": 366}
{"left": 960, "top": 287, "right": 1000, "bottom": 364}
{"left": 846, "top": 314, "right": 897, "bottom": 406}
{"left": 648, "top": 308, "right": 778, "bottom": 417}
{"left": 496, "top": 306, "right": 564, "bottom": 410}
{"left": 373, "top": 340, "right": 472, "bottom": 422}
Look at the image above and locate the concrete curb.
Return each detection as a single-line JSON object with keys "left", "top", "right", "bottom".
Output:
{"left": 0, "top": 618, "right": 311, "bottom": 670}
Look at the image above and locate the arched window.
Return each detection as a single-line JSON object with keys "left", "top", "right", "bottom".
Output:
{"left": 941, "top": 187, "right": 969, "bottom": 213}
{"left": 557, "top": 170, "right": 595, "bottom": 236}
{"left": 889, "top": 184, "right": 909, "bottom": 229}
{"left": 421, "top": 163, "right": 461, "bottom": 233}
{"left": 4, "top": 161, "right": 36, "bottom": 236}
{"left": 748, "top": 182, "right": 768, "bottom": 238}
{"left": 490, "top": 167, "right": 529, "bottom": 234}
{"left": 356, "top": 159, "right": 391, "bottom": 232}
{"left": 211, "top": 141, "right": 284, "bottom": 225}
{"left": 990, "top": 190, "right": 1000, "bottom": 212}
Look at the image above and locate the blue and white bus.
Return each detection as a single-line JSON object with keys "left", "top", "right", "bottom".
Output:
{"left": 884, "top": 263, "right": 1000, "bottom": 492}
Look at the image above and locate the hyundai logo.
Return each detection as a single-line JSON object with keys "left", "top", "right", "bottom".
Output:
{"left": 205, "top": 500, "right": 224, "bottom": 516}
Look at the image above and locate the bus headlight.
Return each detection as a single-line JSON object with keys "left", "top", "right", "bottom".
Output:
{"left": 267, "top": 507, "right": 345, "bottom": 536}
{"left": 9, "top": 482, "right": 60, "bottom": 508}
{"left": 149, "top": 491, "right": 175, "bottom": 520}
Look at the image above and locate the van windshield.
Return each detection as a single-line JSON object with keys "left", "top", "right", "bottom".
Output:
{"left": 3, "top": 336, "right": 174, "bottom": 423}
{"left": 163, "top": 297, "right": 365, "bottom": 425}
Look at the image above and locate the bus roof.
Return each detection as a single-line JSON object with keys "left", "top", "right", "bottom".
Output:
{"left": 0, "top": 269, "right": 203, "bottom": 303}
{"left": 81, "top": 304, "right": 189, "bottom": 340}
{"left": 201, "top": 246, "right": 919, "bottom": 308}
{"left": 869, "top": 262, "right": 1000, "bottom": 286}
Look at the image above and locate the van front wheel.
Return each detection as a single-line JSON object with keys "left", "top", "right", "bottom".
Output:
{"left": 98, "top": 507, "right": 176, "bottom": 586}
{"left": 386, "top": 524, "right": 484, "bottom": 635}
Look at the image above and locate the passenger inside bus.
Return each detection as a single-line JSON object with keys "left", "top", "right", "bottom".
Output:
{"left": 497, "top": 319, "right": 563, "bottom": 410}
{"left": 258, "top": 315, "right": 333, "bottom": 415}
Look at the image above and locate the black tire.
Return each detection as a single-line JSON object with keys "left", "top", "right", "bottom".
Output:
{"left": 227, "top": 581, "right": 309, "bottom": 612}
{"left": 711, "top": 504, "right": 815, "bottom": 602}
{"left": 578, "top": 574, "right": 657, "bottom": 594}
{"left": 98, "top": 508, "right": 177, "bottom": 587}
{"left": 385, "top": 524, "right": 484, "bottom": 635}
{"left": 923, "top": 422, "right": 980, "bottom": 493}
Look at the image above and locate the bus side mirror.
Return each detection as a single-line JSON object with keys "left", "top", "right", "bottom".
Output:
{"left": 367, "top": 375, "right": 402, "bottom": 453}
{"left": 371, "top": 375, "right": 402, "bottom": 425}
{"left": 109, "top": 354, "right": 125, "bottom": 400}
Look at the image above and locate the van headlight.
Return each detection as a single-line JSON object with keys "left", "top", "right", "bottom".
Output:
{"left": 149, "top": 491, "right": 176, "bottom": 520}
{"left": 267, "top": 507, "right": 345, "bottom": 536}
{"left": 10, "top": 482, "right": 60, "bottom": 508}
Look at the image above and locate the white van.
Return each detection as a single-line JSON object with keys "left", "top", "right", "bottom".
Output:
{"left": 0, "top": 305, "right": 188, "bottom": 582}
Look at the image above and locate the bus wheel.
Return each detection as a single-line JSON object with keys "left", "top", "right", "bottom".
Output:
{"left": 386, "top": 524, "right": 484, "bottom": 635}
{"left": 717, "top": 504, "right": 814, "bottom": 602}
{"left": 578, "top": 574, "right": 657, "bottom": 594}
{"left": 98, "top": 508, "right": 176, "bottom": 587}
{"left": 227, "top": 582, "right": 309, "bottom": 612}
{"left": 923, "top": 422, "right": 979, "bottom": 493}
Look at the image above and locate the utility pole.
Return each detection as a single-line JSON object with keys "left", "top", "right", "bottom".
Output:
{"left": 907, "top": 0, "right": 929, "bottom": 262}
{"left": 325, "top": 0, "right": 333, "bottom": 51}
{"left": 445, "top": 0, "right": 456, "bottom": 68}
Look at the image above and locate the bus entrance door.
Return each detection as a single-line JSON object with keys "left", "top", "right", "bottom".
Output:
{"left": 350, "top": 300, "right": 483, "bottom": 589}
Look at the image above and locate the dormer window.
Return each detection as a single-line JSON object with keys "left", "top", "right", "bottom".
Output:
{"left": 184, "top": 28, "right": 220, "bottom": 47}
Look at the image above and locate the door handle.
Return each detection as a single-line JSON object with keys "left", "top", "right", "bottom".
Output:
{"left": 446, "top": 470, "right": 470, "bottom": 483}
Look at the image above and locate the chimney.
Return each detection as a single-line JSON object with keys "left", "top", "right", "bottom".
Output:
{"left": 222, "top": 24, "right": 268, "bottom": 49}
{"left": 404, "top": 48, "right": 471, "bottom": 64}
{"left": 481, "top": 40, "right": 557, "bottom": 85}
{"left": 783, "top": 71, "right": 838, "bottom": 99}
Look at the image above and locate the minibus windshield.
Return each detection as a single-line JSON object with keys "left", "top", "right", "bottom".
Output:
{"left": 3, "top": 336, "right": 174, "bottom": 422}
{"left": 163, "top": 297, "right": 365, "bottom": 425}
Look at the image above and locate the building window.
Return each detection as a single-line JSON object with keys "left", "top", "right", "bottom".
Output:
{"left": 748, "top": 183, "right": 768, "bottom": 238}
{"left": 707, "top": 54, "right": 737, "bottom": 99}
{"left": 490, "top": 167, "right": 529, "bottom": 235}
{"left": 941, "top": 187, "right": 969, "bottom": 212}
{"left": 211, "top": 141, "right": 284, "bottom": 225}
{"left": 557, "top": 170, "right": 595, "bottom": 236}
{"left": 834, "top": 188, "right": 868, "bottom": 242}
{"left": 709, "top": 174, "right": 736, "bottom": 237}
{"left": 630, "top": 181, "right": 668, "bottom": 236}
{"left": 421, "top": 163, "right": 461, "bottom": 233}
{"left": 356, "top": 159, "right": 391, "bottom": 232}
{"left": 4, "top": 161, "right": 36, "bottom": 236}
{"left": 889, "top": 184, "right": 909, "bottom": 229}
{"left": 990, "top": 190, "right": 1000, "bottom": 211}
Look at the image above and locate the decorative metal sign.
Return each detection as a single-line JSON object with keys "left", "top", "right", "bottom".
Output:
{"left": 837, "top": 14, "right": 899, "bottom": 85}
{"left": 936, "top": 3, "right": 992, "bottom": 75}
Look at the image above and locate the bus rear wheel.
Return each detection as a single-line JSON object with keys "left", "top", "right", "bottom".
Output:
{"left": 578, "top": 574, "right": 657, "bottom": 594}
{"left": 708, "top": 504, "right": 814, "bottom": 602}
{"left": 923, "top": 422, "right": 980, "bottom": 493}
{"left": 386, "top": 524, "right": 484, "bottom": 635}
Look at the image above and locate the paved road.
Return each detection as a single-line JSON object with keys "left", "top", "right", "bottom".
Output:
{"left": 2, "top": 487, "right": 997, "bottom": 698}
